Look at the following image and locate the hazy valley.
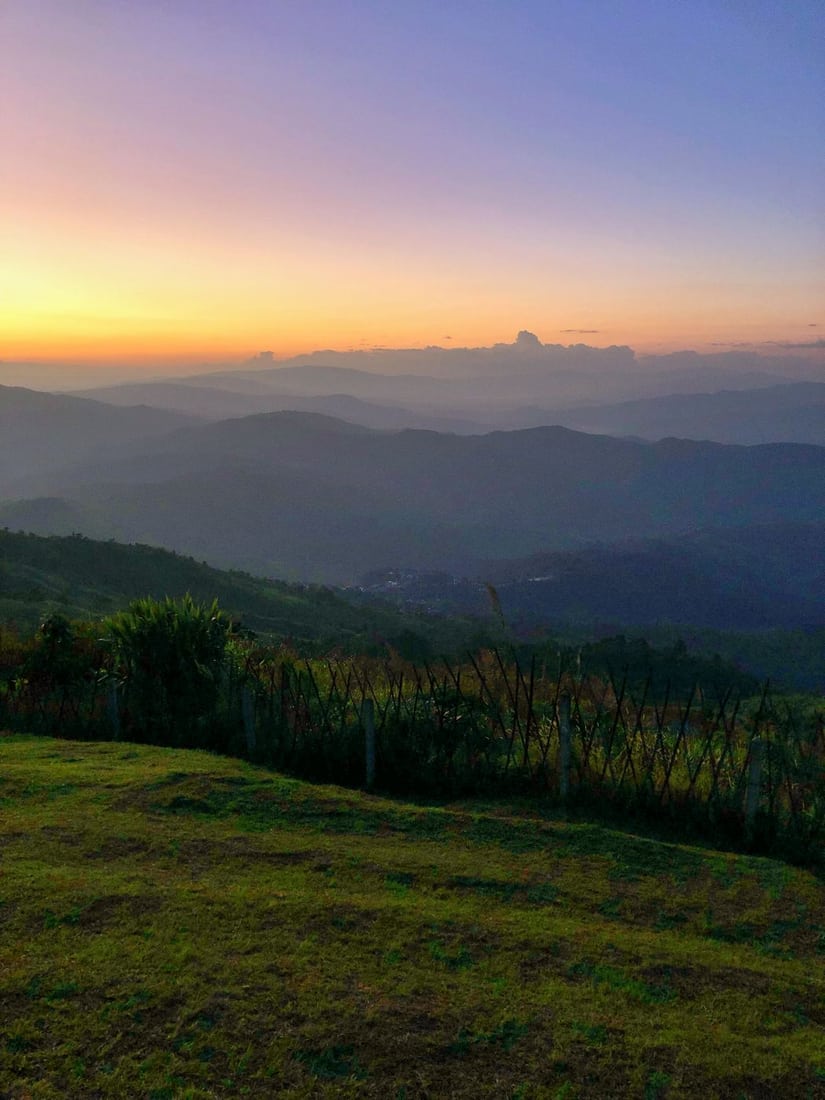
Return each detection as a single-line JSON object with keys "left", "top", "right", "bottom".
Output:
{"left": 2, "top": 339, "right": 823, "bottom": 691}
{"left": 3, "top": 338, "right": 824, "bottom": 595}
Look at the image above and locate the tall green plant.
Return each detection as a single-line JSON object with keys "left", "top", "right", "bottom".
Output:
{"left": 106, "top": 595, "right": 231, "bottom": 746}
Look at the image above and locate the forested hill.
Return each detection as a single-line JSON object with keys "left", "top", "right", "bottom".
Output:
{"left": 0, "top": 530, "right": 475, "bottom": 656}
{"left": 5, "top": 410, "right": 825, "bottom": 584}
{"left": 0, "top": 383, "right": 196, "bottom": 492}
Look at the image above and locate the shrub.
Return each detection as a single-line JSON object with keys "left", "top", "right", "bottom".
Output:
{"left": 106, "top": 596, "right": 232, "bottom": 747}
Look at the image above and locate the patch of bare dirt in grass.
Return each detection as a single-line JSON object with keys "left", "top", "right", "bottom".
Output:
{"left": 172, "top": 835, "right": 326, "bottom": 872}
{"left": 0, "top": 900, "right": 18, "bottom": 929}
{"left": 444, "top": 873, "right": 561, "bottom": 907}
{"left": 74, "top": 893, "right": 162, "bottom": 932}
{"left": 299, "top": 903, "right": 381, "bottom": 938}
{"left": 111, "top": 777, "right": 194, "bottom": 813}
{"left": 515, "top": 940, "right": 579, "bottom": 979}
{"left": 84, "top": 836, "right": 153, "bottom": 860}
{"left": 639, "top": 962, "right": 772, "bottom": 1000}
{"left": 38, "top": 824, "right": 83, "bottom": 846}
{"left": 25, "top": 894, "right": 163, "bottom": 936}
{"left": 732, "top": 1070, "right": 824, "bottom": 1100}
{"left": 0, "top": 991, "right": 38, "bottom": 1032}
{"left": 222, "top": 834, "right": 315, "bottom": 861}
{"left": 778, "top": 988, "right": 825, "bottom": 1029}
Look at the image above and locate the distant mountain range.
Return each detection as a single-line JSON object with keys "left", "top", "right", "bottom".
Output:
{"left": 65, "top": 334, "right": 823, "bottom": 444}
{"left": 0, "top": 384, "right": 196, "bottom": 493}
{"left": 72, "top": 376, "right": 825, "bottom": 445}
{"left": 2, "top": 343, "right": 822, "bottom": 690}
{"left": 524, "top": 382, "right": 825, "bottom": 445}
{"left": 72, "top": 381, "right": 492, "bottom": 434}
{"left": 3, "top": 402, "right": 824, "bottom": 584}
{"left": 182, "top": 338, "right": 821, "bottom": 393}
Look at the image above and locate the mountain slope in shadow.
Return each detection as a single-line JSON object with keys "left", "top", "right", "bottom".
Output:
{"left": 3, "top": 411, "right": 823, "bottom": 585}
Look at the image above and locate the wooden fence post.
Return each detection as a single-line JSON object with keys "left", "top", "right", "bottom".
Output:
{"left": 745, "top": 737, "right": 764, "bottom": 839}
{"left": 107, "top": 679, "right": 121, "bottom": 741}
{"left": 242, "top": 686, "right": 256, "bottom": 757}
{"left": 363, "top": 698, "right": 376, "bottom": 790}
{"left": 558, "top": 693, "right": 571, "bottom": 804}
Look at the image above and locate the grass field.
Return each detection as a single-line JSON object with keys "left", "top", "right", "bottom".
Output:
{"left": 1, "top": 734, "right": 823, "bottom": 1099}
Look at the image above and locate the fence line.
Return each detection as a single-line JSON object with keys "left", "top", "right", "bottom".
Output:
{"left": 1, "top": 642, "right": 823, "bottom": 858}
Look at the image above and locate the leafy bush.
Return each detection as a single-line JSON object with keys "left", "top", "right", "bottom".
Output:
{"left": 106, "top": 596, "right": 232, "bottom": 748}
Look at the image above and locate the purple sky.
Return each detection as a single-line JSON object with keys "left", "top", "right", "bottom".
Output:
{"left": 2, "top": 0, "right": 823, "bottom": 367}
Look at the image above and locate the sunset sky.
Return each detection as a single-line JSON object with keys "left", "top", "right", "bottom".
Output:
{"left": 2, "top": 0, "right": 823, "bottom": 369}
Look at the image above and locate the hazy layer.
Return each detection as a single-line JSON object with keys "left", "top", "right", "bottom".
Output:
{"left": 3, "top": 332, "right": 823, "bottom": 393}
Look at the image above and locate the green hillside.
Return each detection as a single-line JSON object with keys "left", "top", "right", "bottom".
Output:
{"left": 1, "top": 736, "right": 823, "bottom": 1098}
{"left": 0, "top": 529, "right": 477, "bottom": 657}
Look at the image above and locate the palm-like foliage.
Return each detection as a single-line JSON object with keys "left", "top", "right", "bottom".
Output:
{"left": 106, "top": 596, "right": 230, "bottom": 745}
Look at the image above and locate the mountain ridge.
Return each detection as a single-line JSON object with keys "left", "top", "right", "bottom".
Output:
{"left": 3, "top": 409, "right": 823, "bottom": 584}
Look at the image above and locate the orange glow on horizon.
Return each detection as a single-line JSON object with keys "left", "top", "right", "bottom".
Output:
{"left": 3, "top": 223, "right": 821, "bottom": 367}
{"left": 2, "top": 3, "right": 821, "bottom": 380}
{"left": 3, "top": 330, "right": 823, "bottom": 371}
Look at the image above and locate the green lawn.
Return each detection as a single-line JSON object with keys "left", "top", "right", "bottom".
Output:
{"left": 1, "top": 734, "right": 823, "bottom": 1098}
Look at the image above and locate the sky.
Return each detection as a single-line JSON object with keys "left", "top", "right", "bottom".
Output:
{"left": 1, "top": 0, "right": 823, "bottom": 370}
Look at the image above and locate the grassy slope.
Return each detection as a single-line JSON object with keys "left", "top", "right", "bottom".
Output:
{"left": 1, "top": 736, "right": 824, "bottom": 1099}
{"left": 0, "top": 530, "right": 475, "bottom": 654}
